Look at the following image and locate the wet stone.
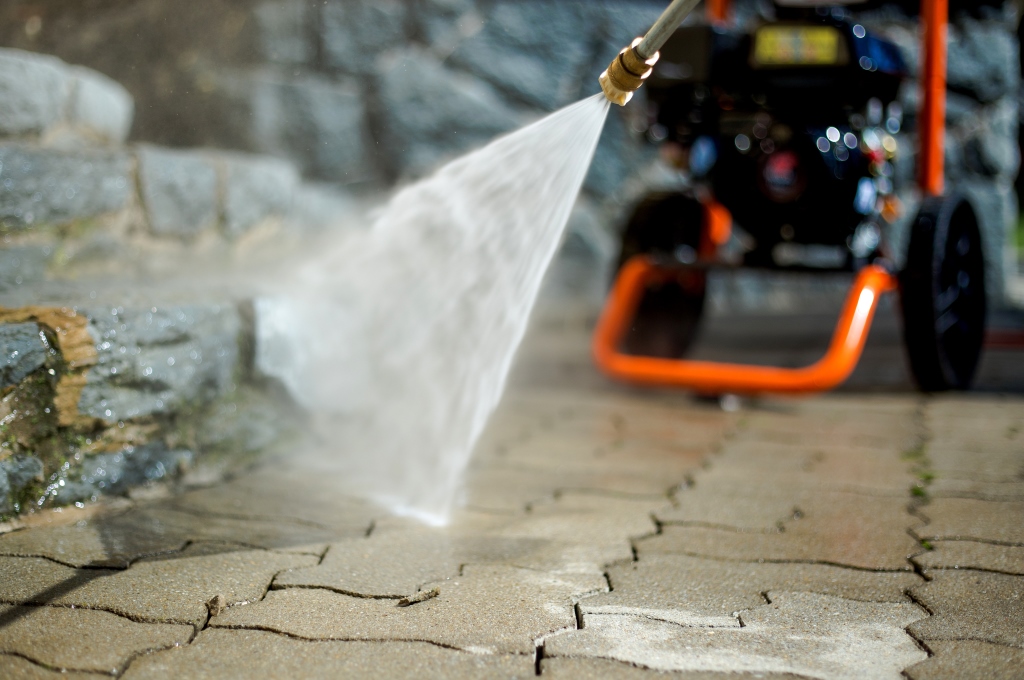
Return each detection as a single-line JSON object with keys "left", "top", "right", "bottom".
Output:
{"left": 0, "top": 145, "right": 133, "bottom": 232}
{"left": 68, "top": 66, "right": 134, "bottom": 144}
{"left": 908, "top": 570, "right": 1024, "bottom": 647}
{"left": 548, "top": 591, "right": 927, "bottom": 678}
{"left": 122, "top": 629, "right": 536, "bottom": 679}
{"left": 136, "top": 145, "right": 218, "bottom": 237}
{"left": 77, "top": 303, "right": 242, "bottom": 422}
{"left": 904, "top": 640, "right": 1024, "bottom": 680}
{"left": 214, "top": 564, "right": 605, "bottom": 655}
{"left": 912, "top": 541, "right": 1024, "bottom": 575}
{"left": 584, "top": 554, "right": 920, "bottom": 627}
{"left": 0, "top": 322, "right": 50, "bottom": 389}
{"left": 0, "top": 603, "right": 190, "bottom": 674}
{"left": 915, "top": 498, "right": 1024, "bottom": 544}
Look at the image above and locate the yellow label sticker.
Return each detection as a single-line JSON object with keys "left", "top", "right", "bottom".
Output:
{"left": 753, "top": 26, "right": 842, "bottom": 66}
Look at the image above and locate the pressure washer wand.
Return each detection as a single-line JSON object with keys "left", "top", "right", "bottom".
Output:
{"left": 599, "top": 0, "right": 701, "bottom": 105}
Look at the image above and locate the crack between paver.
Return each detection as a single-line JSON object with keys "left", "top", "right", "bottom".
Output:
{"left": 267, "top": 582, "right": 405, "bottom": 600}
{"left": 638, "top": 547, "right": 923, "bottom": 574}
{"left": 655, "top": 520, "right": 784, "bottom": 534}
{"left": 909, "top": 534, "right": 1024, "bottom": 548}
{"left": 0, "top": 649, "right": 117, "bottom": 678}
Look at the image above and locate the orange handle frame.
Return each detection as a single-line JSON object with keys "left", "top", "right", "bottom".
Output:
{"left": 592, "top": 258, "right": 898, "bottom": 394}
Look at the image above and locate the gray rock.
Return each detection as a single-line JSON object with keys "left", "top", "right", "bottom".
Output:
{"left": 0, "top": 144, "right": 133, "bottom": 231}
{"left": 68, "top": 66, "right": 135, "bottom": 144}
{"left": 70, "top": 442, "right": 193, "bottom": 497}
{"left": 0, "top": 245, "right": 50, "bottom": 292}
{"left": 0, "top": 455, "right": 43, "bottom": 515}
{"left": 376, "top": 47, "right": 522, "bottom": 176}
{"left": 250, "top": 72, "right": 372, "bottom": 182}
{"left": 447, "top": 0, "right": 599, "bottom": 110}
{"left": 255, "top": 0, "right": 314, "bottom": 65}
{"left": 137, "top": 145, "right": 219, "bottom": 237}
{"left": 964, "top": 99, "right": 1020, "bottom": 178}
{"left": 0, "top": 323, "right": 50, "bottom": 390}
{"left": 0, "top": 466, "right": 8, "bottom": 514}
{"left": 947, "top": 18, "right": 1019, "bottom": 104}
{"left": 959, "top": 178, "right": 1017, "bottom": 307}
{"left": 0, "top": 455, "right": 43, "bottom": 493}
{"left": 220, "top": 153, "right": 299, "bottom": 238}
{"left": 412, "top": 0, "right": 477, "bottom": 49}
{"left": 78, "top": 304, "right": 242, "bottom": 422}
{"left": 321, "top": 0, "right": 408, "bottom": 75}
{"left": 0, "top": 49, "right": 69, "bottom": 137}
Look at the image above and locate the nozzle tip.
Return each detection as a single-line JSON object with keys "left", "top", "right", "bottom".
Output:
{"left": 599, "top": 38, "right": 658, "bottom": 106}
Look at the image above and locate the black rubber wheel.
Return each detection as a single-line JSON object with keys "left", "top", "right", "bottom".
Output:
{"left": 899, "top": 194, "right": 986, "bottom": 391}
{"left": 615, "top": 192, "right": 707, "bottom": 358}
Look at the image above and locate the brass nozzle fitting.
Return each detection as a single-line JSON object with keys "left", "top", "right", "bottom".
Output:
{"left": 599, "top": 38, "right": 660, "bottom": 106}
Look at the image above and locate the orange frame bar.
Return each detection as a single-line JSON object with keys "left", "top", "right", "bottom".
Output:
{"left": 592, "top": 257, "right": 898, "bottom": 394}
{"left": 919, "top": 0, "right": 947, "bottom": 196}
{"left": 706, "top": 0, "right": 731, "bottom": 25}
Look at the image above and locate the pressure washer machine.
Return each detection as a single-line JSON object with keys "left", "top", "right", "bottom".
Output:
{"left": 594, "top": 0, "right": 986, "bottom": 394}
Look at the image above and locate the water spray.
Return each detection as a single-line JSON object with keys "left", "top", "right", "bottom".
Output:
{"left": 599, "top": 0, "right": 701, "bottom": 105}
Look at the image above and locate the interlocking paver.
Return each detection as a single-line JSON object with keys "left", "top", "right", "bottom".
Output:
{"left": 0, "top": 604, "right": 190, "bottom": 674}
{"left": 908, "top": 570, "right": 1024, "bottom": 647}
{"left": 657, "top": 477, "right": 812, "bottom": 531}
{"left": 913, "top": 541, "right": 1024, "bottom": 575}
{"left": 273, "top": 528, "right": 548, "bottom": 597}
{"left": 213, "top": 564, "right": 604, "bottom": 654}
{"left": 171, "top": 466, "right": 378, "bottom": 533}
{"left": 121, "top": 629, "right": 535, "bottom": 679}
{"left": 547, "top": 591, "right": 926, "bottom": 678}
{"left": 903, "top": 639, "right": 1024, "bottom": 680}
{"left": 644, "top": 491, "right": 920, "bottom": 570}
{"left": 0, "top": 654, "right": 107, "bottom": 679}
{"left": 0, "top": 544, "right": 317, "bottom": 627}
{"left": 915, "top": 498, "right": 1024, "bottom": 544}
{"left": 583, "top": 554, "right": 919, "bottom": 627}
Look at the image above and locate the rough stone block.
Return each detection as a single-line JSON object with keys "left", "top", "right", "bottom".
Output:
{"left": 77, "top": 304, "right": 241, "bottom": 422}
{"left": 412, "top": 0, "right": 477, "bottom": 49}
{"left": 547, "top": 591, "right": 927, "bottom": 677}
{"left": 909, "top": 570, "right": 1024, "bottom": 647}
{"left": 122, "top": 629, "right": 536, "bottom": 679}
{"left": 220, "top": 153, "right": 299, "bottom": 238}
{"left": 254, "top": 1, "right": 314, "bottom": 65}
{"left": 448, "top": 0, "right": 598, "bottom": 110}
{"left": 0, "top": 322, "right": 50, "bottom": 389}
{"left": 947, "top": 18, "right": 1020, "bottom": 104}
{"left": 904, "top": 639, "right": 1024, "bottom": 680}
{"left": 68, "top": 67, "right": 134, "bottom": 144}
{"left": 321, "top": 0, "right": 408, "bottom": 75}
{"left": 0, "top": 603, "right": 190, "bottom": 674}
{"left": 0, "top": 145, "right": 133, "bottom": 231}
{"left": 137, "top": 145, "right": 219, "bottom": 237}
{"left": 57, "top": 443, "right": 193, "bottom": 503}
{"left": 250, "top": 72, "right": 371, "bottom": 182}
{"left": 212, "top": 564, "right": 604, "bottom": 655}
{"left": 375, "top": 47, "right": 522, "bottom": 176}
{"left": 0, "top": 49, "right": 69, "bottom": 137}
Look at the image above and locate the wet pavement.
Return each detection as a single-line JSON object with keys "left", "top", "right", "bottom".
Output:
{"left": 1, "top": 280, "right": 1023, "bottom": 678}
